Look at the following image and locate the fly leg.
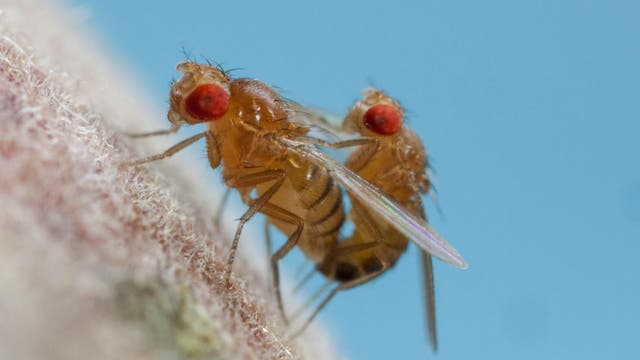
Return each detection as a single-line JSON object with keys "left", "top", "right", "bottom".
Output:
{"left": 289, "top": 199, "right": 387, "bottom": 336}
{"left": 119, "top": 132, "right": 206, "bottom": 168}
{"left": 289, "top": 257, "right": 388, "bottom": 339}
{"left": 292, "top": 263, "right": 316, "bottom": 294}
{"left": 287, "top": 242, "right": 378, "bottom": 322}
{"left": 123, "top": 123, "right": 181, "bottom": 138}
{"left": 264, "top": 220, "right": 274, "bottom": 284}
{"left": 213, "top": 188, "right": 232, "bottom": 228}
{"left": 258, "top": 203, "right": 304, "bottom": 325}
{"left": 205, "top": 131, "right": 229, "bottom": 229}
{"left": 223, "top": 170, "right": 286, "bottom": 287}
{"left": 421, "top": 250, "right": 438, "bottom": 352}
{"left": 415, "top": 197, "right": 438, "bottom": 352}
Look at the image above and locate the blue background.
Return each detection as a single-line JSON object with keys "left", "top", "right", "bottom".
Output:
{"left": 68, "top": 0, "right": 640, "bottom": 359}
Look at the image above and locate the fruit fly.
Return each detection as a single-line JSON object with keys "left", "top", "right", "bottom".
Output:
{"left": 291, "top": 89, "right": 443, "bottom": 351}
{"left": 123, "top": 61, "right": 370, "bottom": 321}
{"left": 122, "top": 62, "right": 466, "bottom": 328}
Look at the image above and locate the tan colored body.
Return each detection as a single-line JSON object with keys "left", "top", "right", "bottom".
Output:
{"left": 205, "top": 78, "right": 344, "bottom": 262}
{"left": 318, "top": 125, "right": 429, "bottom": 281}
{"left": 306, "top": 89, "right": 438, "bottom": 350}
{"left": 126, "top": 63, "right": 348, "bottom": 321}
{"left": 126, "top": 66, "right": 440, "bottom": 344}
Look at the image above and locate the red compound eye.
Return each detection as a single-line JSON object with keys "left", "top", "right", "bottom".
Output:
{"left": 363, "top": 104, "right": 402, "bottom": 135}
{"left": 184, "top": 83, "right": 230, "bottom": 121}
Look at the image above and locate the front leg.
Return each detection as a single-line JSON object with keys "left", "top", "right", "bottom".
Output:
{"left": 123, "top": 122, "right": 181, "bottom": 138}
{"left": 119, "top": 132, "right": 206, "bottom": 168}
{"left": 206, "top": 131, "right": 221, "bottom": 169}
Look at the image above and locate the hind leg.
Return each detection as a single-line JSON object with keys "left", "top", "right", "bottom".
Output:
{"left": 288, "top": 264, "right": 387, "bottom": 339}
{"left": 259, "top": 203, "right": 304, "bottom": 324}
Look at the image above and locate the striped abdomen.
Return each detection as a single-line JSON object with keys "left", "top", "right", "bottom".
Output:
{"left": 259, "top": 160, "right": 345, "bottom": 262}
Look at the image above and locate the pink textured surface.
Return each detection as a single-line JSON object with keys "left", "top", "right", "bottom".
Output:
{"left": 0, "top": 1, "right": 337, "bottom": 359}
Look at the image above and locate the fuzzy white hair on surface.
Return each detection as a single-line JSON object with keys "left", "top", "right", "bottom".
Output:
{"left": 0, "top": 0, "right": 339, "bottom": 359}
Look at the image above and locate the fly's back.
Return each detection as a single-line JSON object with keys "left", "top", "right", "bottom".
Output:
{"left": 319, "top": 88, "right": 430, "bottom": 282}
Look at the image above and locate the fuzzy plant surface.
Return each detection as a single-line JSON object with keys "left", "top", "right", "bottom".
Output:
{"left": 0, "top": 0, "right": 339, "bottom": 359}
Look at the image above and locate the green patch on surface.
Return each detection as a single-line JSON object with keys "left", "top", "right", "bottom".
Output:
{"left": 115, "top": 278, "right": 225, "bottom": 359}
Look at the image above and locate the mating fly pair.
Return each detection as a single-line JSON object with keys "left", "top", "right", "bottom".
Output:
{"left": 122, "top": 61, "right": 467, "bottom": 350}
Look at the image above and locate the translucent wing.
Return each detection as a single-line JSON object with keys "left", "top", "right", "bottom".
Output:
{"left": 279, "top": 137, "right": 468, "bottom": 269}
{"left": 284, "top": 99, "right": 343, "bottom": 128}
{"left": 285, "top": 101, "right": 362, "bottom": 161}
{"left": 284, "top": 100, "right": 343, "bottom": 142}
